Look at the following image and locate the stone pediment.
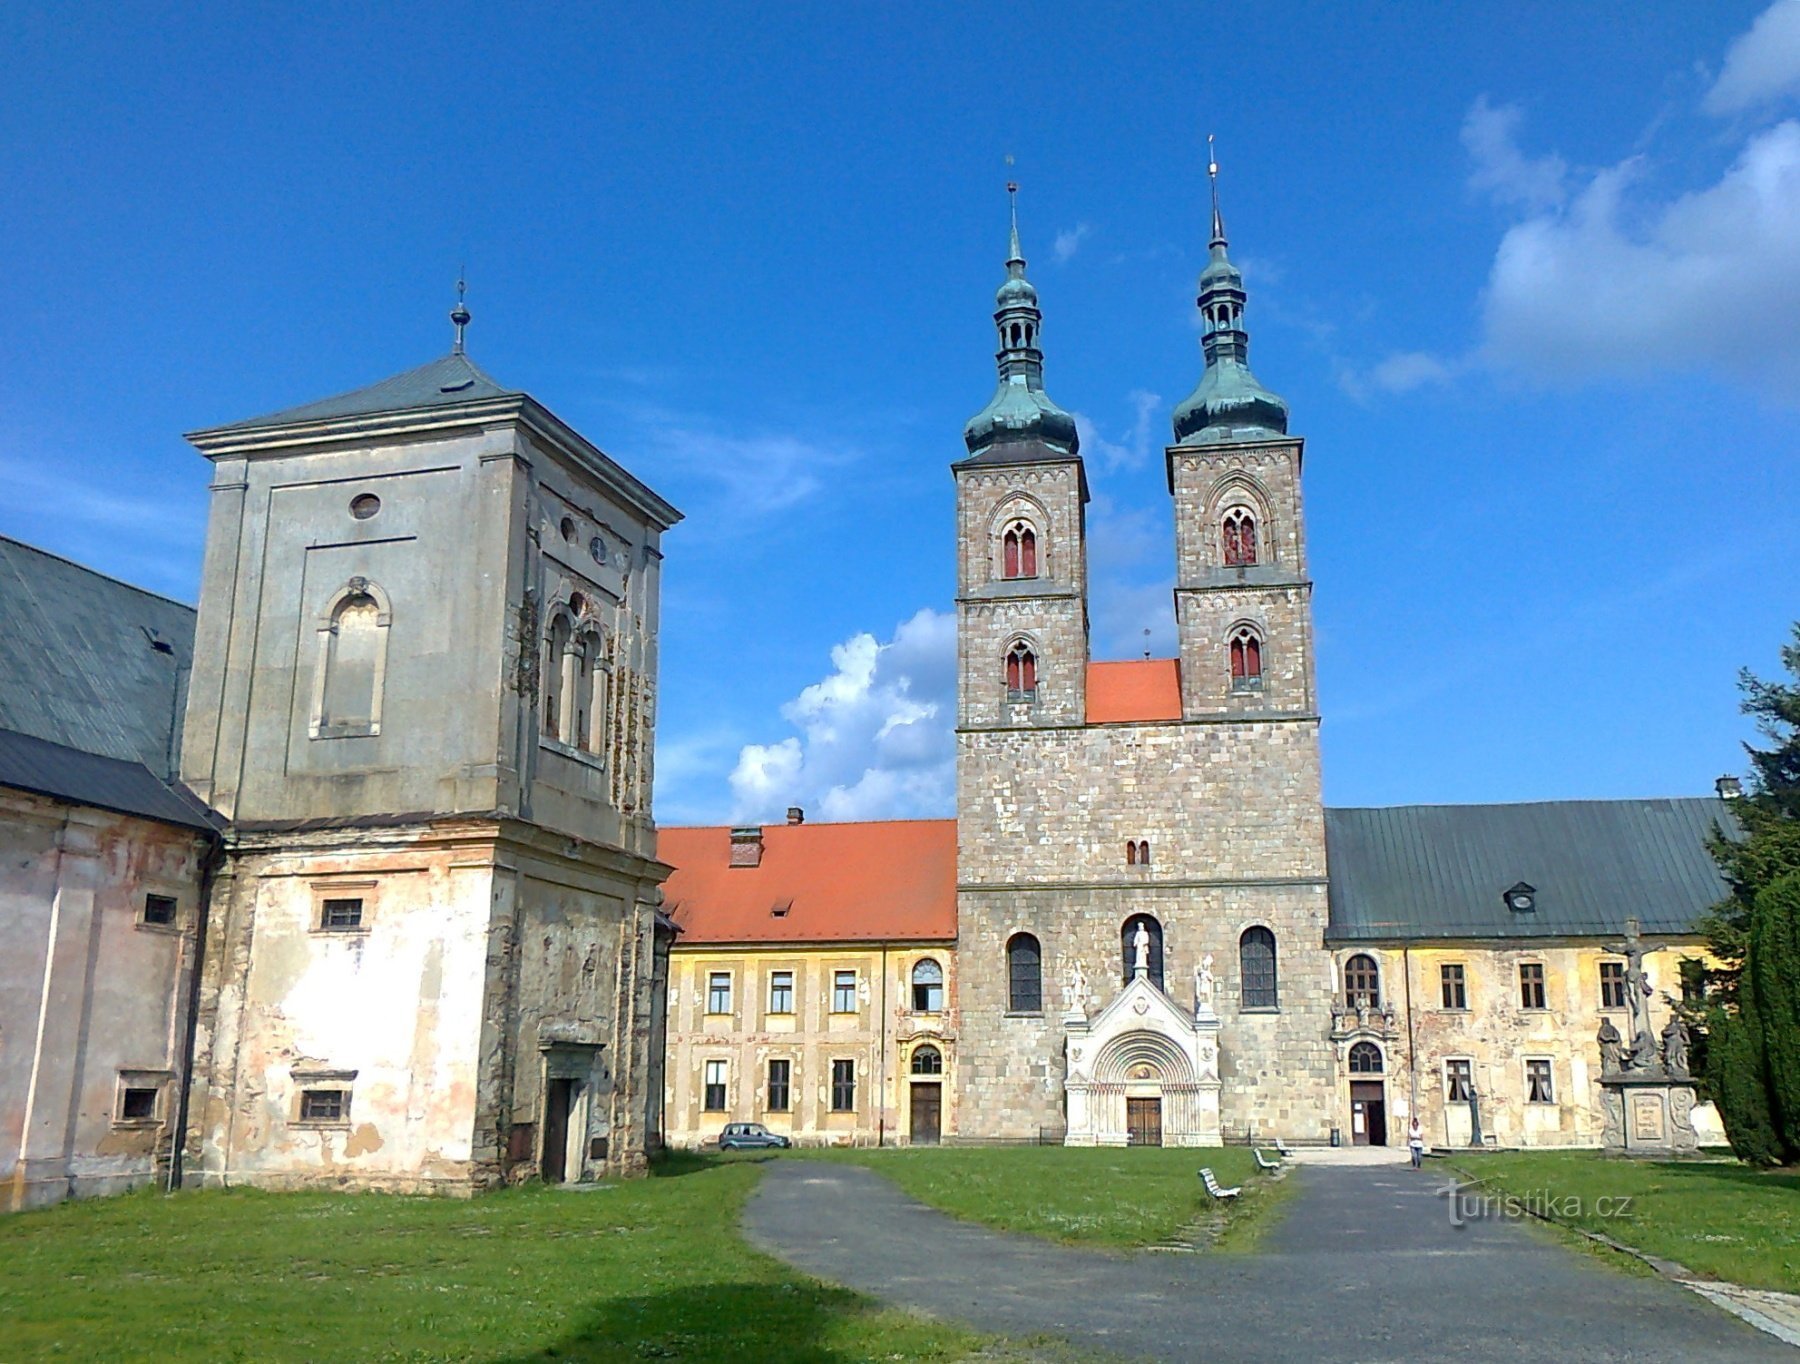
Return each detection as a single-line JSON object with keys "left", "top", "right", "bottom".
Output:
{"left": 1063, "top": 969, "right": 1222, "bottom": 1147}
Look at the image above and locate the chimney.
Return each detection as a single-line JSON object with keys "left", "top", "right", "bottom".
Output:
{"left": 1716, "top": 775, "right": 1744, "bottom": 801}
{"left": 729, "top": 826, "right": 763, "bottom": 868}
{"left": 787, "top": 806, "right": 805, "bottom": 825}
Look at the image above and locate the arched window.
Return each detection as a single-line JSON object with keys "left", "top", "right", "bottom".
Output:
{"left": 1240, "top": 926, "right": 1278, "bottom": 1009}
{"left": 1002, "top": 521, "right": 1038, "bottom": 579}
{"left": 1348, "top": 1041, "right": 1383, "bottom": 1075}
{"left": 1125, "top": 840, "right": 1150, "bottom": 866}
{"left": 1006, "top": 933, "right": 1042, "bottom": 1013}
{"left": 1229, "top": 626, "right": 1263, "bottom": 691}
{"left": 911, "top": 958, "right": 944, "bottom": 1012}
{"left": 1344, "top": 954, "right": 1380, "bottom": 1009}
{"left": 310, "top": 579, "right": 391, "bottom": 739}
{"left": 1222, "top": 508, "right": 1258, "bottom": 567}
{"left": 544, "top": 614, "right": 572, "bottom": 740}
{"left": 911, "top": 1044, "right": 943, "bottom": 1075}
{"left": 1121, "top": 914, "right": 1164, "bottom": 989}
{"left": 1005, "top": 642, "right": 1038, "bottom": 700}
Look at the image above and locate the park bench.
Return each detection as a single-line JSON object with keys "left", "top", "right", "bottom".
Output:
{"left": 1253, "top": 1148, "right": 1281, "bottom": 1171}
{"left": 1199, "top": 1167, "right": 1241, "bottom": 1199}
{"left": 1274, "top": 1138, "right": 1294, "bottom": 1157}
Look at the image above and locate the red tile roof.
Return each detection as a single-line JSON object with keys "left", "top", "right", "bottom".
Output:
{"left": 1086, "top": 659, "right": 1183, "bottom": 723}
{"left": 658, "top": 819, "right": 958, "bottom": 946}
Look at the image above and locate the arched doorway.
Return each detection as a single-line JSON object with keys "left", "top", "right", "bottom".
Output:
{"left": 909, "top": 1044, "right": 943, "bottom": 1146}
{"left": 1348, "top": 1041, "right": 1387, "bottom": 1147}
{"left": 1091, "top": 1030, "right": 1198, "bottom": 1148}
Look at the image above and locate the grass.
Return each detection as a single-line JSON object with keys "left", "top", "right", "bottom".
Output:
{"left": 786, "top": 1144, "right": 1291, "bottom": 1250}
{"left": 0, "top": 1157, "right": 1013, "bottom": 1363}
{"left": 1446, "top": 1150, "right": 1800, "bottom": 1293}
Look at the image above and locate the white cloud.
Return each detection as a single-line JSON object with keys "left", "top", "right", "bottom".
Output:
{"left": 1705, "top": 0, "right": 1800, "bottom": 115}
{"left": 1477, "top": 117, "right": 1800, "bottom": 398}
{"left": 1462, "top": 95, "right": 1568, "bottom": 211}
{"left": 1073, "top": 389, "right": 1161, "bottom": 471}
{"left": 1053, "top": 223, "right": 1093, "bottom": 263}
{"left": 727, "top": 608, "right": 956, "bottom": 823}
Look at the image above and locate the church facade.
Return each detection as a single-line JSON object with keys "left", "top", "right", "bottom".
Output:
{"left": 659, "top": 181, "right": 1731, "bottom": 1154}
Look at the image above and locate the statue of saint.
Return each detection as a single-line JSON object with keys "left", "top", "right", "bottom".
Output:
{"left": 1196, "top": 952, "right": 1215, "bottom": 1008}
{"left": 1662, "top": 1013, "right": 1691, "bottom": 1079}
{"left": 1132, "top": 922, "right": 1151, "bottom": 975}
{"left": 1065, "top": 959, "right": 1089, "bottom": 1013}
{"left": 1596, "top": 1017, "right": 1623, "bottom": 1075}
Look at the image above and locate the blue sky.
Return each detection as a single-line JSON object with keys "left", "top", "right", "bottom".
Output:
{"left": 3, "top": 2, "right": 1797, "bottom": 825}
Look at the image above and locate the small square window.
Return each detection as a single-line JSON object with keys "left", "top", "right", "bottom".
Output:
{"left": 298, "top": 1088, "right": 348, "bottom": 1123}
{"left": 1518, "top": 962, "right": 1546, "bottom": 1010}
{"left": 1445, "top": 1058, "right": 1473, "bottom": 1101}
{"left": 768, "top": 971, "right": 794, "bottom": 1015}
{"left": 1440, "top": 963, "right": 1467, "bottom": 1010}
{"left": 119, "top": 1086, "right": 159, "bottom": 1121}
{"left": 707, "top": 972, "right": 732, "bottom": 1015}
{"left": 142, "top": 894, "right": 177, "bottom": 927}
{"left": 1525, "top": 1058, "right": 1555, "bottom": 1104}
{"left": 832, "top": 970, "right": 858, "bottom": 1014}
{"left": 320, "top": 897, "right": 364, "bottom": 931}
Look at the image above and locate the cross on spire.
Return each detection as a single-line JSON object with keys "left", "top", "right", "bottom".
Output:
{"left": 1208, "top": 133, "right": 1226, "bottom": 248}
{"left": 450, "top": 273, "right": 471, "bottom": 355}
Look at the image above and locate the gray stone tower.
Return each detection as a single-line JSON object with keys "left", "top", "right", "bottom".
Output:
{"left": 951, "top": 169, "right": 1336, "bottom": 1145}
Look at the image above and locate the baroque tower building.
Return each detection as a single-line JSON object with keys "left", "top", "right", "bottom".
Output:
{"left": 953, "top": 169, "right": 1335, "bottom": 1144}
{"left": 177, "top": 302, "right": 682, "bottom": 1190}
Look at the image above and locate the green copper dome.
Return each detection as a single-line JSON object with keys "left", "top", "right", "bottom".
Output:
{"left": 1171, "top": 178, "right": 1288, "bottom": 445}
{"left": 963, "top": 191, "right": 1080, "bottom": 459}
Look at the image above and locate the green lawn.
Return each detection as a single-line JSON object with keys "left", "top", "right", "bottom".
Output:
{"left": 0, "top": 1159, "right": 1003, "bottom": 1363}
{"left": 790, "top": 1144, "right": 1287, "bottom": 1249}
{"left": 1448, "top": 1151, "right": 1800, "bottom": 1293}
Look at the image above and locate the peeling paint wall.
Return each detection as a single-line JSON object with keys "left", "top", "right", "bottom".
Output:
{"left": 0, "top": 790, "right": 207, "bottom": 1210}
{"left": 664, "top": 944, "right": 956, "bottom": 1148}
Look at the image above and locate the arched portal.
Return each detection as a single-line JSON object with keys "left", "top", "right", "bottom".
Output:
{"left": 1092, "top": 1031, "right": 1199, "bottom": 1148}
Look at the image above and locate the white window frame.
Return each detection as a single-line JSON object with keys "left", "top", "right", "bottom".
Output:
{"left": 706, "top": 971, "right": 733, "bottom": 1015}
{"left": 831, "top": 969, "right": 858, "bottom": 1014}
{"left": 1524, "top": 1057, "right": 1556, "bottom": 1105}
{"left": 767, "top": 970, "right": 795, "bottom": 1015}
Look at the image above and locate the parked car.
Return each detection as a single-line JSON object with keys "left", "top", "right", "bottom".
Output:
{"left": 716, "top": 1122, "right": 791, "bottom": 1151}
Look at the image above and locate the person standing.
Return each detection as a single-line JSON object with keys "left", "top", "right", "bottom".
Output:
{"left": 1408, "top": 1116, "right": 1425, "bottom": 1170}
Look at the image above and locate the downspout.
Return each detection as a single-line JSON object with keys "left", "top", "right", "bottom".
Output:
{"left": 167, "top": 830, "right": 224, "bottom": 1193}
{"left": 1403, "top": 944, "right": 1420, "bottom": 1135}
{"left": 878, "top": 946, "right": 889, "bottom": 1148}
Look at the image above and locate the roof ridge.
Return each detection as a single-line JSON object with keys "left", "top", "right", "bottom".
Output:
{"left": 0, "top": 535, "right": 197, "bottom": 613}
{"left": 1326, "top": 795, "right": 1723, "bottom": 813}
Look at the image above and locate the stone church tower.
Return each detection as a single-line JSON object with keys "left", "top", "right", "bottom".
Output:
{"left": 177, "top": 305, "right": 681, "bottom": 1189}
{"left": 953, "top": 175, "right": 1335, "bottom": 1144}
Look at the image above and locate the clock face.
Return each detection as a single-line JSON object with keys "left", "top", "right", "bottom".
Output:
{"left": 1512, "top": 894, "right": 1534, "bottom": 911}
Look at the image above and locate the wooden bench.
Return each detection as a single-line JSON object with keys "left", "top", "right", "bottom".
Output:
{"left": 1253, "top": 1148, "right": 1281, "bottom": 1171}
{"left": 1199, "top": 1167, "right": 1241, "bottom": 1199}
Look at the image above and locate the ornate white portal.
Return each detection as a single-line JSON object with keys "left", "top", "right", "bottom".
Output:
{"left": 1062, "top": 957, "right": 1222, "bottom": 1147}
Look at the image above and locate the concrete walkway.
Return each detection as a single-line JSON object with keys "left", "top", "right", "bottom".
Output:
{"left": 744, "top": 1160, "right": 1794, "bottom": 1363}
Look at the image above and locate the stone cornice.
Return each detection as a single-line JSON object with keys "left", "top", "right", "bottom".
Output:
{"left": 958, "top": 876, "right": 1328, "bottom": 893}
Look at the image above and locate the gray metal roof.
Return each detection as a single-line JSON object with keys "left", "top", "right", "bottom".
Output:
{"left": 192, "top": 352, "right": 518, "bottom": 435}
{"left": 0, "top": 536, "right": 196, "bottom": 772}
{"left": 0, "top": 727, "right": 217, "bottom": 831}
{"left": 1324, "top": 798, "right": 1735, "bottom": 942}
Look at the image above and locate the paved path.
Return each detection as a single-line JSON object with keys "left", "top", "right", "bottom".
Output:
{"left": 744, "top": 1161, "right": 1794, "bottom": 1363}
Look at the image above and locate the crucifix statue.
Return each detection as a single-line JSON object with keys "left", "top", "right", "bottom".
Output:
{"left": 1605, "top": 917, "right": 1659, "bottom": 1070}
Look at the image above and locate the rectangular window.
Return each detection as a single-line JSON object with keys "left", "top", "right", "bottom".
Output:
{"left": 703, "top": 1060, "right": 727, "bottom": 1111}
{"left": 1518, "top": 962, "right": 1546, "bottom": 1010}
{"left": 767, "top": 1058, "right": 791, "bottom": 1111}
{"left": 1680, "top": 958, "right": 1707, "bottom": 1007}
{"left": 118, "top": 1086, "right": 159, "bottom": 1121}
{"left": 768, "top": 971, "right": 794, "bottom": 1015}
{"left": 298, "top": 1088, "right": 348, "bottom": 1123}
{"left": 832, "top": 970, "right": 858, "bottom": 1014}
{"left": 1440, "top": 963, "right": 1467, "bottom": 1010}
{"left": 830, "top": 1059, "right": 856, "bottom": 1113}
{"left": 707, "top": 972, "right": 732, "bottom": 1015}
{"left": 1445, "top": 1058, "right": 1473, "bottom": 1102}
{"left": 1599, "top": 960, "right": 1627, "bottom": 1010}
{"left": 320, "top": 897, "right": 364, "bottom": 931}
{"left": 141, "top": 894, "right": 177, "bottom": 927}
{"left": 1525, "top": 1058, "right": 1555, "bottom": 1104}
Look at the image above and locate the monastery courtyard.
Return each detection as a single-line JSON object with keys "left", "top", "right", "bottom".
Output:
{"left": 5, "top": 1145, "right": 1796, "bottom": 1361}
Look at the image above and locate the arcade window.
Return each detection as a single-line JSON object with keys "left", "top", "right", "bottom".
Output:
{"left": 1440, "top": 963, "right": 1467, "bottom": 1010}
{"left": 1222, "top": 508, "right": 1258, "bottom": 567}
{"left": 1005, "top": 642, "right": 1038, "bottom": 701}
{"left": 1229, "top": 627, "right": 1263, "bottom": 691}
{"left": 1519, "top": 962, "right": 1547, "bottom": 1011}
{"left": 1002, "top": 521, "right": 1038, "bottom": 579}
{"left": 830, "top": 1059, "right": 856, "bottom": 1112}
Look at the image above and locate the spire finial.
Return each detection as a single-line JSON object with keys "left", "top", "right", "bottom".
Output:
{"left": 1207, "top": 133, "right": 1226, "bottom": 248}
{"left": 1006, "top": 178, "right": 1023, "bottom": 267}
{"left": 450, "top": 271, "right": 471, "bottom": 355}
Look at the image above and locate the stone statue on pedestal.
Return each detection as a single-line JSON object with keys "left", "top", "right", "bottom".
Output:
{"left": 1606, "top": 918, "right": 1659, "bottom": 1070}
{"left": 1195, "top": 953, "right": 1215, "bottom": 1013}
{"left": 1064, "top": 959, "right": 1089, "bottom": 1015}
{"left": 1597, "top": 1017, "right": 1623, "bottom": 1076}
{"left": 1132, "top": 922, "right": 1151, "bottom": 975}
{"left": 1662, "top": 1012, "right": 1691, "bottom": 1079}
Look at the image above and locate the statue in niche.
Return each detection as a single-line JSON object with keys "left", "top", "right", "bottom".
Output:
{"left": 1132, "top": 922, "right": 1151, "bottom": 975}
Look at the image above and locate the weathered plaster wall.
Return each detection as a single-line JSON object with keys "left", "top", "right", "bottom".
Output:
{"left": 0, "top": 790, "right": 207, "bottom": 1210}
{"left": 664, "top": 944, "right": 956, "bottom": 1148}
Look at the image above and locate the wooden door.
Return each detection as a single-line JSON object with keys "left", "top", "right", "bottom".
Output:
{"left": 910, "top": 1083, "right": 941, "bottom": 1145}
{"left": 1350, "top": 1081, "right": 1386, "bottom": 1147}
{"left": 542, "top": 1077, "right": 574, "bottom": 1182}
{"left": 1126, "top": 1097, "right": 1162, "bottom": 1147}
